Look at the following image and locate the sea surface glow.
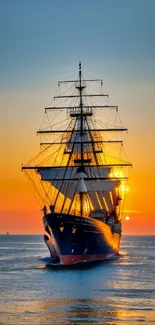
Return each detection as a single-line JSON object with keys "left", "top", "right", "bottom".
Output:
{"left": 0, "top": 235, "right": 155, "bottom": 324}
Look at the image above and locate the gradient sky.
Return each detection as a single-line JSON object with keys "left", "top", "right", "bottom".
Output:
{"left": 0, "top": 0, "right": 155, "bottom": 234}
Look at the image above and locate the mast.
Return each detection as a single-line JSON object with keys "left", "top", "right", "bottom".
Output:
{"left": 76, "top": 61, "right": 84, "bottom": 157}
{"left": 78, "top": 61, "right": 84, "bottom": 216}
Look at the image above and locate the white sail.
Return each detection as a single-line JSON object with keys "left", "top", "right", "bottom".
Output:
{"left": 85, "top": 179, "right": 119, "bottom": 192}
{"left": 88, "top": 192, "right": 101, "bottom": 210}
{"left": 50, "top": 180, "right": 76, "bottom": 200}
{"left": 75, "top": 178, "right": 87, "bottom": 193}
{"left": 38, "top": 167, "right": 75, "bottom": 180}
{"left": 103, "top": 191, "right": 113, "bottom": 211}
{"left": 38, "top": 166, "right": 110, "bottom": 180}
{"left": 48, "top": 178, "right": 118, "bottom": 204}
{"left": 97, "top": 192, "right": 107, "bottom": 210}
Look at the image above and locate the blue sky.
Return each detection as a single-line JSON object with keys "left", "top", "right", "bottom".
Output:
{"left": 0, "top": 0, "right": 155, "bottom": 91}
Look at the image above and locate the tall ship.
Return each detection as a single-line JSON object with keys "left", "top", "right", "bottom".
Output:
{"left": 22, "top": 62, "right": 132, "bottom": 265}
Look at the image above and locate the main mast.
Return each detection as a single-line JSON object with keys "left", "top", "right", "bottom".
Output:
{"left": 77, "top": 61, "right": 85, "bottom": 216}
{"left": 76, "top": 61, "right": 84, "bottom": 162}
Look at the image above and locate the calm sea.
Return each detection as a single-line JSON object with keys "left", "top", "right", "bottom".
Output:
{"left": 0, "top": 235, "right": 155, "bottom": 325}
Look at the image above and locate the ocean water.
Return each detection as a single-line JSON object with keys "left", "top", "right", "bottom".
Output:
{"left": 0, "top": 235, "right": 155, "bottom": 325}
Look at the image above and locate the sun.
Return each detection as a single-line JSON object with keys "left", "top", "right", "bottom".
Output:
{"left": 125, "top": 216, "right": 130, "bottom": 221}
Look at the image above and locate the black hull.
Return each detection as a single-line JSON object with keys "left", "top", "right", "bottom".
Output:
{"left": 43, "top": 213, "right": 121, "bottom": 265}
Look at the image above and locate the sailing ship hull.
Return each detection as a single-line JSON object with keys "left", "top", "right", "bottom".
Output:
{"left": 43, "top": 213, "right": 121, "bottom": 265}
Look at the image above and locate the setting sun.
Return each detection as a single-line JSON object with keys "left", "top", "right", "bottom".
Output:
{"left": 125, "top": 216, "right": 130, "bottom": 221}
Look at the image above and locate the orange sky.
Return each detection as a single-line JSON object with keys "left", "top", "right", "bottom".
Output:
{"left": 0, "top": 168, "right": 155, "bottom": 235}
{"left": 0, "top": 79, "right": 155, "bottom": 235}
